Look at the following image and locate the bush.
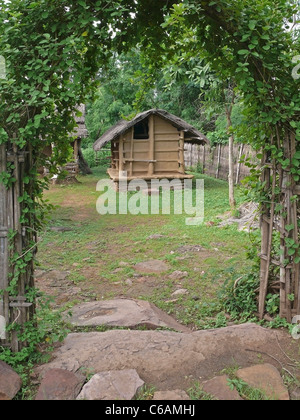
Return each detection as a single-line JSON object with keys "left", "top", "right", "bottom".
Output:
{"left": 82, "top": 147, "right": 96, "bottom": 168}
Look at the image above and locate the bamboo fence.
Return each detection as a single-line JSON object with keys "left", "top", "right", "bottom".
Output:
{"left": 0, "top": 141, "right": 35, "bottom": 352}
{"left": 184, "top": 143, "right": 257, "bottom": 183}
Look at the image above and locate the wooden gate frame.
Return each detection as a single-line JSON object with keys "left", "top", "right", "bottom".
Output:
{"left": 259, "top": 132, "right": 300, "bottom": 322}
{"left": 0, "top": 142, "right": 34, "bottom": 352}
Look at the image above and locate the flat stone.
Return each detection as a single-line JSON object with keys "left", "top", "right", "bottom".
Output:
{"left": 169, "top": 271, "right": 188, "bottom": 280}
{"left": 0, "top": 361, "right": 22, "bottom": 400}
{"left": 65, "top": 299, "right": 189, "bottom": 332}
{"left": 37, "top": 324, "right": 284, "bottom": 391}
{"left": 134, "top": 260, "right": 170, "bottom": 274}
{"left": 171, "top": 289, "right": 188, "bottom": 297}
{"left": 77, "top": 369, "right": 144, "bottom": 400}
{"left": 153, "top": 390, "right": 190, "bottom": 400}
{"left": 236, "top": 364, "right": 289, "bottom": 400}
{"left": 202, "top": 375, "right": 243, "bottom": 401}
{"left": 35, "top": 368, "right": 84, "bottom": 400}
{"left": 147, "top": 234, "right": 165, "bottom": 240}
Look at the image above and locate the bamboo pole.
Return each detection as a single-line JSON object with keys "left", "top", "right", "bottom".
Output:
{"left": 179, "top": 131, "right": 185, "bottom": 174}
{"left": 148, "top": 115, "right": 155, "bottom": 176}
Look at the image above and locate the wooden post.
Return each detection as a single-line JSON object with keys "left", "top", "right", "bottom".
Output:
{"left": 148, "top": 115, "right": 155, "bottom": 176}
{"left": 216, "top": 143, "right": 221, "bottom": 179}
{"left": 179, "top": 131, "right": 185, "bottom": 174}
{"left": 258, "top": 152, "right": 271, "bottom": 319}
{"left": 236, "top": 144, "right": 244, "bottom": 184}
{"left": 0, "top": 143, "right": 9, "bottom": 343}
{"left": 130, "top": 127, "right": 134, "bottom": 177}
{"left": 119, "top": 137, "right": 124, "bottom": 173}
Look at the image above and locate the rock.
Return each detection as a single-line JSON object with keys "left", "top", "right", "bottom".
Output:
{"left": 125, "top": 279, "right": 133, "bottom": 286}
{"left": 236, "top": 364, "right": 289, "bottom": 400}
{"left": 35, "top": 368, "right": 84, "bottom": 400}
{"left": 171, "top": 289, "right": 188, "bottom": 297}
{"left": 202, "top": 375, "right": 243, "bottom": 401}
{"left": 169, "top": 271, "right": 188, "bottom": 280}
{"left": 147, "top": 234, "right": 165, "bottom": 240}
{"left": 37, "top": 324, "right": 282, "bottom": 391}
{"left": 65, "top": 299, "right": 190, "bottom": 332}
{"left": 290, "top": 387, "right": 300, "bottom": 401}
{"left": 0, "top": 361, "right": 22, "bottom": 400}
{"left": 134, "top": 260, "right": 170, "bottom": 274}
{"left": 177, "top": 245, "right": 204, "bottom": 254}
{"left": 77, "top": 369, "right": 144, "bottom": 400}
{"left": 153, "top": 390, "right": 190, "bottom": 400}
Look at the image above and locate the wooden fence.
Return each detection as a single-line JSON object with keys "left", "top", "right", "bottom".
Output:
{"left": 184, "top": 143, "right": 258, "bottom": 183}
{"left": 0, "top": 142, "right": 35, "bottom": 352}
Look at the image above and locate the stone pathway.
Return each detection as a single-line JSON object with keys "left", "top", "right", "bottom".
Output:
{"left": 33, "top": 323, "right": 296, "bottom": 400}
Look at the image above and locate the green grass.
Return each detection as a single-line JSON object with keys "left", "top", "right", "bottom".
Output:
{"left": 38, "top": 167, "right": 254, "bottom": 328}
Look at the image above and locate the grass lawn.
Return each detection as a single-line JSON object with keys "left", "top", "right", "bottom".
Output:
{"left": 37, "top": 167, "right": 255, "bottom": 329}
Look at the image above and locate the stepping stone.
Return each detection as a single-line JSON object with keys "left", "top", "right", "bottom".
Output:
{"left": 35, "top": 369, "right": 84, "bottom": 400}
{"left": 202, "top": 375, "right": 243, "bottom": 401}
{"left": 153, "top": 390, "right": 190, "bottom": 400}
{"left": 66, "top": 299, "right": 190, "bottom": 332}
{"left": 134, "top": 260, "right": 170, "bottom": 274}
{"left": 0, "top": 361, "right": 22, "bottom": 400}
{"left": 169, "top": 271, "right": 188, "bottom": 280}
{"left": 37, "top": 324, "right": 284, "bottom": 391}
{"left": 171, "top": 289, "right": 188, "bottom": 297}
{"left": 236, "top": 364, "right": 289, "bottom": 400}
{"left": 76, "top": 369, "right": 144, "bottom": 400}
{"left": 147, "top": 234, "right": 165, "bottom": 240}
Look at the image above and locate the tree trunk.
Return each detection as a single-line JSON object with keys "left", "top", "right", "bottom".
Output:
{"left": 77, "top": 139, "right": 93, "bottom": 175}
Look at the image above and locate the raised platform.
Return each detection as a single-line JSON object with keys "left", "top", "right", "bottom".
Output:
{"left": 107, "top": 168, "right": 194, "bottom": 182}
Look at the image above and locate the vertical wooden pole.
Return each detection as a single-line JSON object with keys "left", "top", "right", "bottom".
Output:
{"left": 130, "top": 127, "right": 134, "bottom": 177}
{"left": 216, "top": 143, "right": 221, "bottom": 179}
{"left": 0, "top": 143, "right": 9, "bottom": 343}
{"left": 258, "top": 152, "right": 271, "bottom": 319}
{"left": 148, "top": 115, "right": 155, "bottom": 176}
{"left": 179, "top": 131, "right": 185, "bottom": 174}
{"left": 119, "top": 137, "right": 124, "bottom": 173}
{"left": 236, "top": 144, "right": 244, "bottom": 184}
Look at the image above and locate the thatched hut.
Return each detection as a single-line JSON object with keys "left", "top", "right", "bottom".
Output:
{"left": 93, "top": 109, "right": 208, "bottom": 182}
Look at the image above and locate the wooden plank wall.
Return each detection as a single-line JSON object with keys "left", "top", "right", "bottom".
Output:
{"left": 184, "top": 143, "right": 258, "bottom": 183}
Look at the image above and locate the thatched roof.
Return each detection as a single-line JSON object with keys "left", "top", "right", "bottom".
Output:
{"left": 93, "top": 109, "right": 209, "bottom": 151}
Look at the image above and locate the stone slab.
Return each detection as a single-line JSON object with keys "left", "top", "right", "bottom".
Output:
{"left": 35, "top": 368, "right": 84, "bottom": 400}
{"left": 153, "top": 390, "right": 190, "bottom": 400}
{"left": 66, "top": 299, "right": 190, "bottom": 332}
{"left": 0, "top": 361, "right": 22, "bottom": 400}
{"left": 202, "top": 375, "right": 243, "bottom": 401}
{"left": 236, "top": 364, "right": 289, "bottom": 400}
{"left": 37, "top": 324, "right": 285, "bottom": 391}
{"left": 77, "top": 369, "right": 144, "bottom": 400}
{"left": 134, "top": 260, "right": 170, "bottom": 274}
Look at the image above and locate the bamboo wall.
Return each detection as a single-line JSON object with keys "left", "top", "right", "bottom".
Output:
{"left": 184, "top": 143, "right": 258, "bottom": 183}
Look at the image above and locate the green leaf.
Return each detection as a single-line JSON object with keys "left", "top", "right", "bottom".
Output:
{"left": 248, "top": 20, "right": 257, "bottom": 31}
{"left": 238, "top": 50, "right": 249, "bottom": 55}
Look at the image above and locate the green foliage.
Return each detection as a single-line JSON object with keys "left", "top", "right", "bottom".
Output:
{"left": 221, "top": 272, "right": 259, "bottom": 321}
{"left": 0, "top": 291, "right": 70, "bottom": 369}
